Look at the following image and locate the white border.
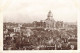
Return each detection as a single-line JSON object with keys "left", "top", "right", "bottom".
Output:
{"left": 0, "top": 0, "right": 80, "bottom": 53}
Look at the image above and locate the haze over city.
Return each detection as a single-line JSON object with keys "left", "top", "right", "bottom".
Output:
{"left": 2, "top": 0, "right": 78, "bottom": 50}
{"left": 3, "top": 0, "right": 77, "bottom": 23}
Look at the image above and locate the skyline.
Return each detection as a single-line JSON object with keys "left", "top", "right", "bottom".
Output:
{"left": 3, "top": 0, "right": 77, "bottom": 23}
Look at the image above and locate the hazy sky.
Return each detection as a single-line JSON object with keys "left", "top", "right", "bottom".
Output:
{"left": 2, "top": 0, "right": 78, "bottom": 23}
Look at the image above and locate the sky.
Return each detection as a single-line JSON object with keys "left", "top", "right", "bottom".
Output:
{"left": 1, "top": 0, "right": 78, "bottom": 23}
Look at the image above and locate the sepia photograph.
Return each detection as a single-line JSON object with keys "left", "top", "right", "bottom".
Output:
{"left": 2, "top": 0, "right": 78, "bottom": 51}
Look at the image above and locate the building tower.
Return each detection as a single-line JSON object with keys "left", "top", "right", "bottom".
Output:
{"left": 45, "top": 10, "right": 55, "bottom": 29}
{"left": 46, "top": 10, "right": 53, "bottom": 20}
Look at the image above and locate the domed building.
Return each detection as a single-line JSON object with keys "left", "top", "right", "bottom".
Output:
{"left": 45, "top": 10, "right": 56, "bottom": 29}
{"left": 33, "top": 10, "right": 64, "bottom": 29}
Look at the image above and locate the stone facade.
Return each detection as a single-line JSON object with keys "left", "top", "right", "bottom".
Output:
{"left": 33, "top": 11, "right": 64, "bottom": 29}
{"left": 55, "top": 21, "right": 63, "bottom": 29}
{"left": 45, "top": 11, "right": 56, "bottom": 29}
